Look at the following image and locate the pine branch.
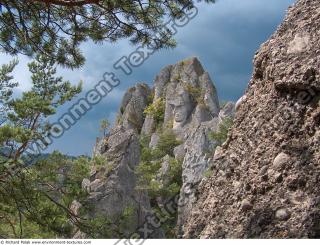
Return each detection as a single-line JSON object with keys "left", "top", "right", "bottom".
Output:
{"left": 30, "top": 0, "right": 99, "bottom": 7}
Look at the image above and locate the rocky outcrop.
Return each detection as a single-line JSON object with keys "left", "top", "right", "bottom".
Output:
{"left": 85, "top": 57, "right": 235, "bottom": 238}
{"left": 177, "top": 119, "right": 219, "bottom": 234}
{"left": 92, "top": 83, "right": 151, "bottom": 157}
{"left": 142, "top": 57, "right": 221, "bottom": 136}
{"left": 183, "top": 0, "right": 320, "bottom": 238}
{"left": 137, "top": 57, "right": 235, "bottom": 236}
{"left": 81, "top": 125, "right": 162, "bottom": 238}
{"left": 78, "top": 84, "right": 163, "bottom": 238}
{"left": 117, "top": 83, "right": 151, "bottom": 131}
{"left": 176, "top": 102, "right": 235, "bottom": 235}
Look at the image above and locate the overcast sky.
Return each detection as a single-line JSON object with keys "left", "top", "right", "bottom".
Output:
{"left": 0, "top": 0, "right": 296, "bottom": 156}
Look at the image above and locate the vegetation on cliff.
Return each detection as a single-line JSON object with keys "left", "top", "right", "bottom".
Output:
{"left": 136, "top": 128, "right": 183, "bottom": 237}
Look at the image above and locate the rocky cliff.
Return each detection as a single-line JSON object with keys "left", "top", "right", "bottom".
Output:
{"left": 183, "top": 0, "right": 320, "bottom": 238}
{"left": 80, "top": 57, "right": 235, "bottom": 238}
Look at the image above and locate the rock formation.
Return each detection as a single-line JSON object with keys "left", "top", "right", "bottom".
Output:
{"left": 74, "top": 84, "right": 163, "bottom": 238}
{"left": 183, "top": 0, "right": 320, "bottom": 238}
{"left": 83, "top": 57, "right": 235, "bottom": 238}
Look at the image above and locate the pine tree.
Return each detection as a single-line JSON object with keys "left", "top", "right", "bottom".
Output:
{"left": 0, "top": 55, "right": 82, "bottom": 163}
{"left": 0, "top": 57, "right": 96, "bottom": 238}
{"left": 0, "top": 0, "right": 215, "bottom": 68}
{"left": 0, "top": 57, "right": 135, "bottom": 238}
{"left": 0, "top": 59, "right": 18, "bottom": 126}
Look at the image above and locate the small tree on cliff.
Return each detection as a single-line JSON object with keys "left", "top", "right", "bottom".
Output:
{"left": 99, "top": 119, "right": 110, "bottom": 137}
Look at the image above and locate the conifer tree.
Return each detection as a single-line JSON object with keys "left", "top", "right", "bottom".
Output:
{"left": 0, "top": 0, "right": 215, "bottom": 68}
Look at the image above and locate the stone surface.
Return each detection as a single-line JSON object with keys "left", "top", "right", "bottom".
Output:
{"left": 235, "top": 95, "right": 246, "bottom": 112}
{"left": 137, "top": 57, "right": 234, "bottom": 236}
{"left": 77, "top": 125, "right": 163, "bottom": 237}
{"left": 183, "top": 0, "right": 320, "bottom": 238}
{"left": 219, "top": 102, "right": 236, "bottom": 121}
{"left": 141, "top": 115, "right": 155, "bottom": 135}
{"left": 81, "top": 178, "right": 90, "bottom": 192}
{"left": 85, "top": 57, "right": 234, "bottom": 238}
{"left": 241, "top": 199, "right": 253, "bottom": 211}
{"left": 273, "top": 152, "right": 291, "bottom": 170}
{"left": 155, "top": 57, "right": 220, "bottom": 133}
{"left": 149, "top": 133, "right": 160, "bottom": 149}
{"left": 157, "top": 155, "right": 172, "bottom": 188}
{"left": 173, "top": 144, "right": 186, "bottom": 161}
{"left": 117, "top": 83, "right": 151, "bottom": 132}
{"left": 70, "top": 200, "right": 82, "bottom": 216}
{"left": 275, "top": 208, "right": 290, "bottom": 221}
{"left": 177, "top": 119, "right": 220, "bottom": 235}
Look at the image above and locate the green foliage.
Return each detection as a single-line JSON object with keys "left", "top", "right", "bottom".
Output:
{"left": 0, "top": 0, "right": 215, "bottom": 68}
{"left": 0, "top": 59, "right": 19, "bottom": 126}
{"left": 0, "top": 55, "right": 81, "bottom": 162}
{"left": 0, "top": 150, "right": 130, "bottom": 239}
{"left": 0, "top": 57, "right": 87, "bottom": 238}
{"left": 136, "top": 155, "right": 182, "bottom": 237}
{"left": 136, "top": 130, "right": 182, "bottom": 237}
{"left": 0, "top": 60, "right": 18, "bottom": 99}
{"left": 136, "top": 159, "right": 162, "bottom": 198}
{"left": 99, "top": 119, "right": 110, "bottom": 137}
{"left": 0, "top": 57, "right": 152, "bottom": 238}
{"left": 203, "top": 168, "right": 213, "bottom": 178}
{"left": 152, "top": 204, "right": 178, "bottom": 238}
{"left": 136, "top": 157, "right": 182, "bottom": 199}
{"left": 209, "top": 117, "right": 234, "bottom": 149}
{"left": 0, "top": 151, "right": 91, "bottom": 238}
{"left": 166, "top": 158, "right": 183, "bottom": 188}
{"left": 92, "top": 155, "right": 106, "bottom": 167}
{"left": 139, "top": 130, "right": 182, "bottom": 164}
{"left": 143, "top": 98, "right": 165, "bottom": 127}
{"left": 183, "top": 83, "right": 205, "bottom": 105}
{"left": 157, "top": 129, "right": 182, "bottom": 157}
{"left": 78, "top": 216, "right": 114, "bottom": 239}
{"left": 120, "top": 106, "right": 125, "bottom": 114}
{"left": 139, "top": 134, "right": 151, "bottom": 150}
{"left": 77, "top": 204, "right": 136, "bottom": 239}
{"left": 146, "top": 90, "right": 155, "bottom": 106}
